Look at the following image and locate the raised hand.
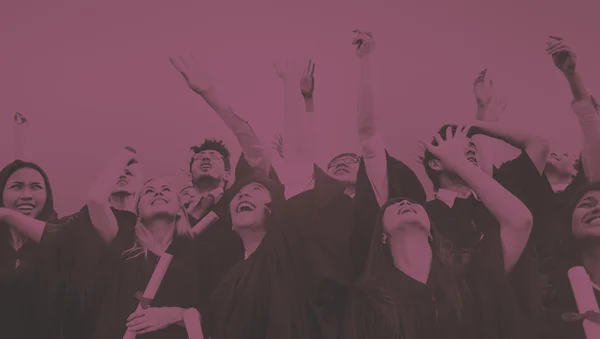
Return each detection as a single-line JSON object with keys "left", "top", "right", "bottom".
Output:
{"left": 546, "top": 36, "right": 577, "bottom": 75}
{"left": 353, "top": 29, "right": 375, "bottom": 58}
{"left": 425, "top": 125, "right": 472, "bottom": 170}
{"left": 474, "top": 70, "right": 506, "bottom": 122}
{"left": 300, "top": 59, "right": 316, "bottom": 99}
{"left": 126, "top": 307, "right": 183, "bottom": 335}
{"left": 474, "top": 69, "right": 493, "bottom": 107}
{"left": 271, "top": 134, "right": 284, "bottom": 159}
{"left": 170, "top": 54, "right": 214, "bottom": 94}
{"left": 14, "top": 112, "right": 28, "bottom": 126}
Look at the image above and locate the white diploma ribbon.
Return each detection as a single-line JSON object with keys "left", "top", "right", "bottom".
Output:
{"left": 123, "top": 253, "right": 173, "bottom": 339}
{"left": 191, "top": 211, "right": 219, "bottom": 237}
{"left": 568, "top": 266, "right": 600, "bottom": 338}
{"left": 183, "top": 308, "right": 204, "bottom": 339}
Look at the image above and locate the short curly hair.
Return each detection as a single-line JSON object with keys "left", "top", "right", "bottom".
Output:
{"left": 189, "top": 139, "right": 232, "bottom": 173}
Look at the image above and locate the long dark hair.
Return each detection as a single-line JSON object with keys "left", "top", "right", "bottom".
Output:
{"left": 352, "top": 197, "right": 471, "bottom": 339}
{"left": 565, "top": 182, "right": 600, "bottom": 267}
{"left": 0, "top": 160, "right": 57, "bottom": 244}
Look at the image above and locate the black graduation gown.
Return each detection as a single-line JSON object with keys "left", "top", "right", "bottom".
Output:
{"left": 424, "top": 150, "right": 544, "bottom": 336}
{"left": 47, "top": 206, "right": 138, "bottom": 339}
{"left": 0, "top": 226, "right": 63, "bottom": 339}
{"left": 204, "top": 153, "right": 425, "bottom": 339}
{"left": 92, "top": 233, "right": 203, "bottom": 339}
{"left": 190, "top": 153, "right": 282, "bottom": 316}
{"left": 343, "top": 255, "right": 532, "bottom": 339}
{"left": 544, "top": 265, "right": 600, "bottom": 339}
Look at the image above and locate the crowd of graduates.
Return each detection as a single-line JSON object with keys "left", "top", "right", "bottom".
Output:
{"left": 2, "top": 30, "right": 600, "bottom": 339}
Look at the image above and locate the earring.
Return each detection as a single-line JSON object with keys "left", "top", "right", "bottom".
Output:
{"left": 382, "top": 234, "right": 389, "bottom": 244}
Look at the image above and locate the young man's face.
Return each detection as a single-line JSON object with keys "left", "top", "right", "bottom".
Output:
{"left": 191, "top": 150, "right": 228, "bottom": 184}
{"left": 428, "top": 139, "right": 480, "bottom": 174}
{"left": 179, "top": 186, "right": 197, "bottom": 210}
{"left": 327, "top": 154, "right": 359, "bottom": 184}
{"left": 545, "top": 151, "right": 578, "bottom": 179}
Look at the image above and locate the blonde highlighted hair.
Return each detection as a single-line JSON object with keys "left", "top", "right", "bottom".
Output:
{"left": 122, "top": 178, "right": 192, "bottom": 259}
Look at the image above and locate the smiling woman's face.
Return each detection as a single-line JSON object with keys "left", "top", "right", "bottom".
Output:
{"left": 229, "top": 182, "right": 272, "bottom": 231}
{"left": 572, "top": 190, "right": 600, "bottom": 239}
{"left": 382, "top": 199, "right": 431, "bottom": 237}
{"left": 2, "top": 167, "right": 48, "bottom": 218}
{"left": 137, "top": 178, "right": 180, "bottom": 221}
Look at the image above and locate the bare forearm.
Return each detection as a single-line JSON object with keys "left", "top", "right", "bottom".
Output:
{"left": 357, "top": 56, "right": 375, "bottom": 141}
{"left": 472, "top": 121, "right": 550, "bottom": 174}
{"left": 572, "top": 96, "right": 600, "bottom": 181}
{"left": 87, "top": 203, "right": 118, "bottom": 243}
{"left": 283, "top": 77, "right": 315, "bottom": 166}
{"left": 0, "top": 208, "right": 47, "bottom": 243}
{"left": 305, "top": 97, "right": 315, "bottom": 113}
{"left": 14, "top": 125, "right": 27, "bottom": 161}
{"left": 198, "top": 89, "right": 270, "bottom": 173}
{"left": 565, "top": 72, "right": 590, "bottom": 103}
{"left": 162, "top": 307, "right": 187, "bottom": 327}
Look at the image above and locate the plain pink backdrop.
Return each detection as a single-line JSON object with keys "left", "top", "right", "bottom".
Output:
{"left": 1, "top": 0, "right": 599, "bottom": 216}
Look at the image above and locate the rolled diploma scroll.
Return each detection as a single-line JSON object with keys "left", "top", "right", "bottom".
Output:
{"left": 123, "top": 253, "right": 174, "bottom": 339}
{"left": 568, "top": 266, "right": 600, "bottom": 338}
{"left": 183, "top": 308, "right": 204, "bottom": 339}
{"left": 191, "top": 211, "right": 219, "bottom": 237}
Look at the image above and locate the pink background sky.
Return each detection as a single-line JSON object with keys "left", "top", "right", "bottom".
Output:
{"left": 1, "top": 0, "right": 598, "bottom": 216}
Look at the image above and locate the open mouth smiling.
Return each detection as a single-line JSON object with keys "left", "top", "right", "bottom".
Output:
{"left": 398, "top": 206, "right": 416, "bottom": 215}
{"left": 584, "top": 213, "right": 600, "bottom": 225}
{"left": 152, "top": 198, "right": 168, "bottom": 205}
{"left": 237, "top": 201, "right": 256, "bottom": 213}
{"left": 16, "top": 203, "right": 36, "bottom": 212}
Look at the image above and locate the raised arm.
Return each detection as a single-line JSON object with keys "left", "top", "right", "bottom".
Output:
{"left": 0, "top": 207, "right": 47, "bottom": 243}
{"left": 547, "top": 36, "right": 600, "bottom": 181}
{"left": 170, "top": 55, "right": 270, "bottom": 174}
{"left": 274, "top": 59, "right": 317, "bottom": 198}
{"left": 472, "top": 70, "right": 507, "bottom": 175}
{"left": 471, "top": 120, "right": 550, "bottom": 175}
{"left": 13, "top": 112, "right": 29, "bottom": 161}
{"left": 426, "top": 126, "right": 533, "bottom": 273}
{"left": 353, "top": 30, "right": 388, "bottom": 206}
{"left": 87, "top": 147, "right": 137, "bottom": 243}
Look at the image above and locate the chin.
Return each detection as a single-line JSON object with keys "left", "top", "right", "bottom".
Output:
{"left": 194, "top": 173, "right": 219, "bottom": 182}
{"left": 334, "top": 173, "right": 354, "bottom": 183}
{"left": 113, "top": 187, "right": 134, "bottom": 195}
{"left": 233, "top": 215, "right": 262, "bottom": 230}
{"left": 232, "top": 221, "right": 256, "bottom": 232}
{"left": 146, "top": 207, "right": 178, "bottom": 219}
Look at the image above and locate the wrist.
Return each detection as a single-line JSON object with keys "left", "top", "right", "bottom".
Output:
{"left": 564, "top": 71, "right": 581, "bottom": 83}
{"left": 165, "top": 307, "right": 185, "bottom": 324}
{"left": 193, "top": 85, "right": 217, "bottom": 97}
{"left": 304, "top": 98, "right": 315, "bottom": 112}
